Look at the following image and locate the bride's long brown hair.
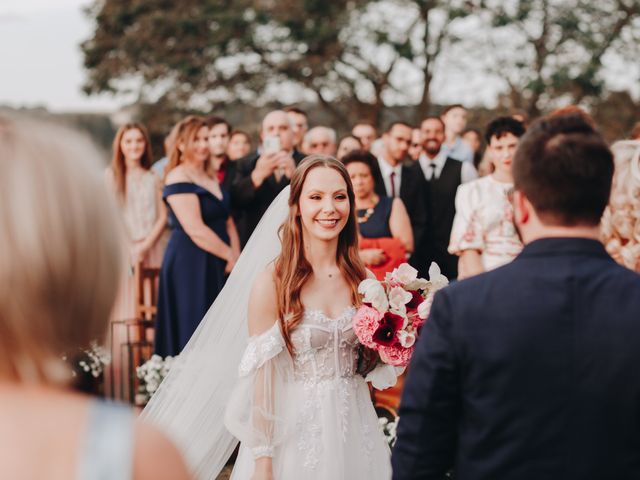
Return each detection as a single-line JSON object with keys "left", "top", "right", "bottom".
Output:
{"left": 274, "top": 155, "right": 367, "bottom": 354}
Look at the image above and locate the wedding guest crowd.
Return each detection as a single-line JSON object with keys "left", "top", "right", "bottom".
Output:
{"left": 103, "top": 101, "right": 639, "bottom": 385}
{"left": 393, "top": 113, "right": 640, "bottom": 480}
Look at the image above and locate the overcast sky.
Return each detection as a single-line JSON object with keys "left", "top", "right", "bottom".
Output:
{"left": 0, "top": 0, "right": 124, "bottom": 112}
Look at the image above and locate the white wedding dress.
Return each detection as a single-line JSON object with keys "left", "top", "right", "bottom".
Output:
{"left": 141, "top": 186, "right": 393, "bottom": 479}
{"left": 225, "top": 306, "right": 392, "bottom": 479}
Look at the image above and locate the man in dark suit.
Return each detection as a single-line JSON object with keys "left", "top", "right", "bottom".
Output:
{"left": 372, "top": 122, "right": 429, "bottom": 276}
{"left": 418, "top": 116, "right": 477, "bottom": 280}
{"left": 231, "top": 110, "right": 305, "bottom": 246}
{"left": 393, "top": 114, "right": 640, "bottom": 480}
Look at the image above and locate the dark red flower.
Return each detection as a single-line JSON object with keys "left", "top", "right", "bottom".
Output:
{"left": 372, "top": 312, "right": 404, "bottom": 347}
{"left": 406, "top": 290, "right": 424, "bottom": 310}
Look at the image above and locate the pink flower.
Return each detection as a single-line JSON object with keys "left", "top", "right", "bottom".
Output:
{"left": 353, "top": 305, "right": 383, "bottom": 349}
{"left": 379, "top": 345, "right": 414, "bottom": 367}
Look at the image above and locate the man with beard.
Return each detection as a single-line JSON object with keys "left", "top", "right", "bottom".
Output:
{"left": 418, "top": 116, "right": 477, "bottom": 279}
{"left": 371, "top": 122, "right": 429, "bottom": 276}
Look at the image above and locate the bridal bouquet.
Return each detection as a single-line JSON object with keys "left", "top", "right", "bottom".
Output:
{"left": 354, "top": 263, "right": 448, "bottom": 368}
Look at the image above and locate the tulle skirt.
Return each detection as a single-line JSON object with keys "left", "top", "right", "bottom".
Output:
{"left": 230, "top": 375, "right": 392, "bottom": 480}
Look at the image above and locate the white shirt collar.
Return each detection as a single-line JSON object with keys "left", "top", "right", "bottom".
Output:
{"left": 377, "top": 156, "right": 402, "bottom": 176}
{"left": 418, "top": 150, "right": 446, "bottom": 178}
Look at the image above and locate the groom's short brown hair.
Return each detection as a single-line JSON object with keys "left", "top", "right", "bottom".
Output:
{"left": 513, "top": 114, "right": 613, "bottom": 226}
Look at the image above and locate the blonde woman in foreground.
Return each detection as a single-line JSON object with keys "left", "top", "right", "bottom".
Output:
{"left": 0, "top": 117, "right": 190, "bottom": 480}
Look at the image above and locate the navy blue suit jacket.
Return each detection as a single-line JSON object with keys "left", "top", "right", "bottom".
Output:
{"left": 392, "top": 238, "right": 640, "bottom": 480}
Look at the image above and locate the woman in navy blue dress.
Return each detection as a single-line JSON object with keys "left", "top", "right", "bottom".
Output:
{"left": 155, "top": 116, "right": 241, "bottom": 357}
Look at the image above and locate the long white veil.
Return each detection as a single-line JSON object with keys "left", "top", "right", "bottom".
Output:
{"left": 141, "top": 186, "right": 290, "bottom": 479}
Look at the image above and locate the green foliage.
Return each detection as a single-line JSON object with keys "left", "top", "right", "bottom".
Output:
{"left": 82, "top": 0, "right": 639, "bottom": 130}
{"left": 82, "top": 0, "right": 472, "bottom": 128}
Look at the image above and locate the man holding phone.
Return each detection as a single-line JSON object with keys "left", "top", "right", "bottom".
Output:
{"left": 231, "top": 110, "right": 305, "bottom": 246}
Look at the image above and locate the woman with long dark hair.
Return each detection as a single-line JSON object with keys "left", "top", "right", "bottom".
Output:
{"left": 106, "top": 123, "right": 167, "bottom": 320}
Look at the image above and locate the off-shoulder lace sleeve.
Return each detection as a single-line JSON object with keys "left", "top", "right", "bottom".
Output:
{"left": 448, "top": 181, "right": 484, "bottom": 255}
{"left": 224, "top": 322, "right": 293, "bottom": 459}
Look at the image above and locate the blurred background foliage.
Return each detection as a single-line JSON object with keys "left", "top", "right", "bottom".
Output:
{"left": 12, "top": 0, "right": 639, "bottom": 160}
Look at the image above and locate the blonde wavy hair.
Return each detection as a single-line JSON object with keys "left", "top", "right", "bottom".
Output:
{"left": 601, "top": 140, "right": 640, "bottom": 271}
{"left": 274, "top": 155, "right": 367, "bottom": 354}
{"left": 0, "top": 116, "right": 124, "bottom": 383}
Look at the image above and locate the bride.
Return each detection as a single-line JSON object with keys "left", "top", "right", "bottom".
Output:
{"left": 142, "top": 155, "right": 393, "bottom": 479}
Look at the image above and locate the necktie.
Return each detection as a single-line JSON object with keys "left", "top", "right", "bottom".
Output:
{"left": 428, "top": 163, "right": 436, "bottom": 180}
{"left": 389, "top": 171, "right": 397, "bottom": 198}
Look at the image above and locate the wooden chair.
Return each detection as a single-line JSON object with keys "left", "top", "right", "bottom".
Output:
{"left": 109, "top": 262, "right": 160, "bottom": 403}
{"left": 135, "top": 262, "right": 161, "bottom": 322}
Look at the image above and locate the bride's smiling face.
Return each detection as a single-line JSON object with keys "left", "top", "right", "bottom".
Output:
{"left": 298, "top": 166, "right": 350, "bottom": 241}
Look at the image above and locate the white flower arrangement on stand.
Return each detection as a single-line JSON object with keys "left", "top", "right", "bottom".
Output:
{"left": 76, "top": 341, "right": 111, "bottom": 378}
{"left": 135, "top": 354, "right": 175, "bottom": 406}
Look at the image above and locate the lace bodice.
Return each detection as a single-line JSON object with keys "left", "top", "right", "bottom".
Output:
{"left": 228, "top": 306, "right": 392, "bottom": 476}
{"left": 290, "top": 307, "right": 359, "bottom": 383}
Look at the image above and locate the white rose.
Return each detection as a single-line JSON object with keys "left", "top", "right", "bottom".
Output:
{"left": 390, "top": 263, "right": 418, "bottom": 286}
{"left": 358, "top": 278, "right": 388, "bottom": 312}
{"left": 428, "top": 262, "right": 449, "bottom": 290}
{"left": 397, "top": 330, "right": 416, "bottom": 348}
{"left": 388, "top": 286, "right": 412, "bottom": 314}
{"left": 417, "top": 299, "right": 431, "bottom": 320}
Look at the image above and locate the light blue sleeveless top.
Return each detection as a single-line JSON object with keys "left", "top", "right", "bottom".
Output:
{"left": 77, "top": 400, "right": 134, "bottom": 480}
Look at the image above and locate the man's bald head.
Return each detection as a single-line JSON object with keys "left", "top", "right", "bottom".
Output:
{"left": 261, "top": 110, "right": 294, "bottom": 152}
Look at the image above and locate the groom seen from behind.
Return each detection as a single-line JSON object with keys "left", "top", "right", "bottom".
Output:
{"left": 392, "top": 114, "right": 640, "bottom": 480}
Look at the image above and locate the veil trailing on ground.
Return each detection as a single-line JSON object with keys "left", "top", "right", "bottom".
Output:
{"left": 141, "top": 186, "right": 291, "bottom": 479}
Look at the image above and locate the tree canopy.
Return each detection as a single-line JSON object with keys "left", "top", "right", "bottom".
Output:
{"left": 82, "top": 0, "right": 640, "bottom": 130}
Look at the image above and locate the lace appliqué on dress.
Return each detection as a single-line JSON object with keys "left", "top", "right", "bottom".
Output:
{"left": 238, "top": 324, "right": 285, "bottom": 377}
{"left": 292, "top": 307, "right": 365, "bottom": 471}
